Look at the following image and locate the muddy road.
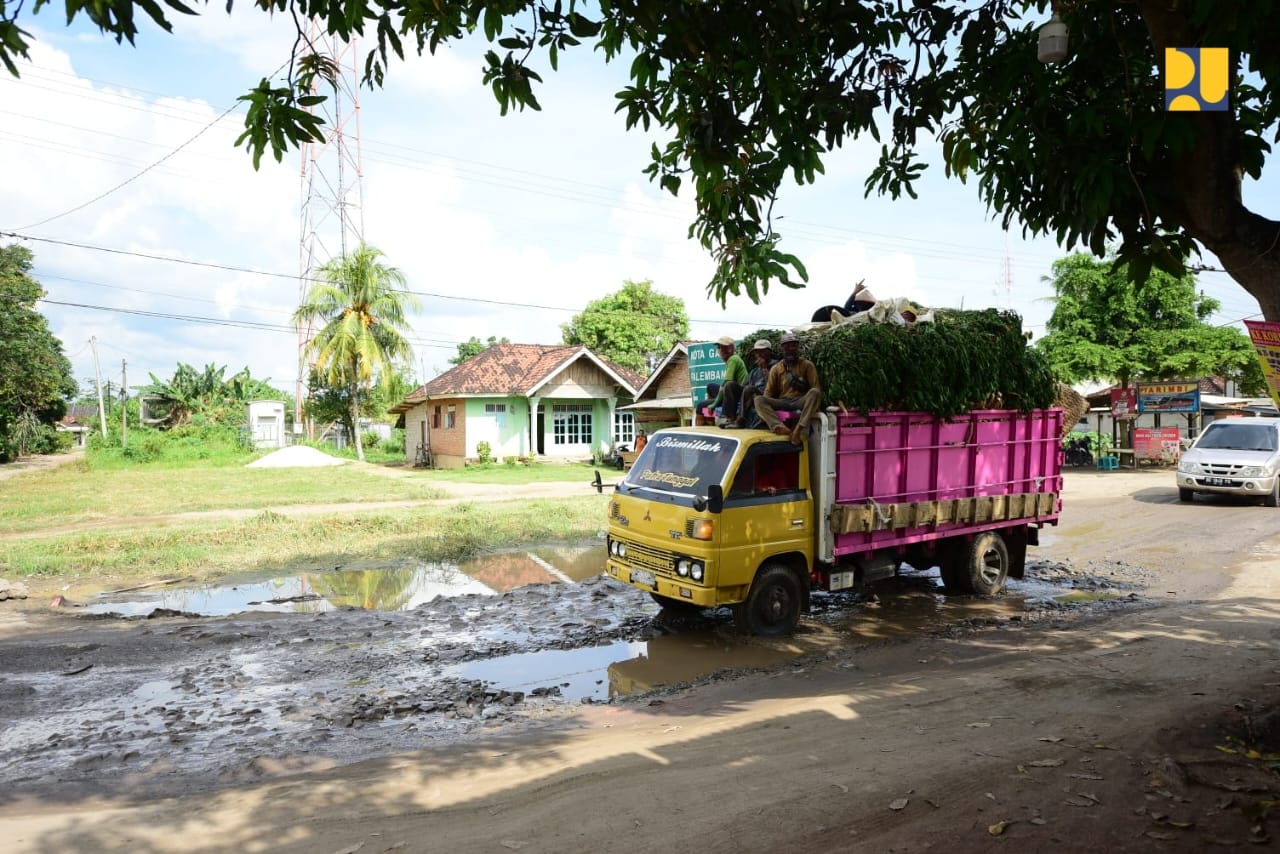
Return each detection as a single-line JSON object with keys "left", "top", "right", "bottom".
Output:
{"left": 2, "top": 468, "right": 1279, "bottom": 853}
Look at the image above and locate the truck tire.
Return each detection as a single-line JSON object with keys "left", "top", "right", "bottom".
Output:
{"left": 649, "top": 592, "right": 703, "bottom": 615}
{"left": 733, "top": 564, "right": 802, "bottom": 637}
{"left": 950, "top": 531, "right": 1010, "bottom": 596}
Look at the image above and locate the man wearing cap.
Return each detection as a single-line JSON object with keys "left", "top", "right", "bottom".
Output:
{"left": 727, "top": 338, "right": 777, "bottom": 429}
{"left": 755, "top": 332, "right": 822, "bottom": 443}
{"left": 696, "top": 336, "right": 748, "bottom": 426}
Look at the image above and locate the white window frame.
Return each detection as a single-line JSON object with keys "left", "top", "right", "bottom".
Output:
{"left": 552, "top": 403, "right": 593, "bottom": 446}
{"left": 613, "top": 410, "right": 635, "bottom": 445}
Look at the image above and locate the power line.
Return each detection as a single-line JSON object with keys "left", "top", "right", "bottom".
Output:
{"left": 14, "top": 233, "right": 762, "bottom": 327}
{"left": 38, "top": 298, "right": 466, "bottom": 350}
{"left": 7, "top": 60, "right": 289, "bottom": 232}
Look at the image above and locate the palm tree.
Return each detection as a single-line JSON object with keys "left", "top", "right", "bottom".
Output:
{"left": 293, "top": 244, "right": 420, "bottom": 462}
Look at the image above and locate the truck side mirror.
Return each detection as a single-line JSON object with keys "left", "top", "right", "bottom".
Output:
{"left": 707, "top": 484, "right": 724, "bottom": 514}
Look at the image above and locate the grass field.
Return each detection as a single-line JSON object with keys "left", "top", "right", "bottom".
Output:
{"left": 0, "top": 452, "right": 610, "bottom": 584}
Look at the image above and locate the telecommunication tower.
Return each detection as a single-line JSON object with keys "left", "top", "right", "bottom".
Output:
{"left": 296, "top": 27, "right": 366, "bottom": 431}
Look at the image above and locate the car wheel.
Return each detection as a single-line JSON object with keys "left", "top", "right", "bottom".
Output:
{"left": 1265, "top": 481, "right": 1280, "bottom": 508}
{"left": 1179, "top": 488, "right": 1195, "bottom": 503}
{"left": 733, "top": 563, "right": 802, "bottom": 637}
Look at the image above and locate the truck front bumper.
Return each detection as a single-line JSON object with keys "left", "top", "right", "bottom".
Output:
{"left": 605, "top": 558, "right": 720, "bottom": 608}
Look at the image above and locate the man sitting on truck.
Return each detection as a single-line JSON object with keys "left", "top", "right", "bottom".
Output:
{"left": 754, "top": 332, "right": 822, "bottom": 444}
{"left": 697, "top": 336, "right": 748, "bottom": 426}
{"left": 727, "top": 338, "right": 777, "bottom": 429}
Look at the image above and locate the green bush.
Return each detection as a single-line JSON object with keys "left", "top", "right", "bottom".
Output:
{"left": 85, "top": 423, "right": 255, "bottom": 469}
{"left": 383, "top": 429, "right": 405, "bottom": 454}
{"left": 1064, "top": 430, "right": 1112, "bottom": 454}
{"left": 361, "top": 430, "right": 381, "bottom": 450}
{"left": 476, "top": 440, "right": 493, "bottom": 464}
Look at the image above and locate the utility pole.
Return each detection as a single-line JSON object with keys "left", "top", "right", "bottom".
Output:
{"left": 121, "top": 359, "right": 128, "bottom": 450}
{"left": 90, "top": 336, "right": 108, "bottom": 440}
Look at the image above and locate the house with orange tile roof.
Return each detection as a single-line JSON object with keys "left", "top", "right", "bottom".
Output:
{"left": 390, "top": 343, "right": 643, "bottom": 468}
{"left": 619, "top": 342, "right": 697, "bottom": 432}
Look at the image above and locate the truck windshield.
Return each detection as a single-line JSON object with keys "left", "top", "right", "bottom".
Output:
{"left": 621, "top": 433, "right": 740, "bottom": 499}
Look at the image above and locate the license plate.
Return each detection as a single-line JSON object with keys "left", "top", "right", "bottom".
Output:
{"left": 630, "top": 569, "right": 656, "bottom": 588}
{"left": 1204, "top": 477, "right": 1234, "bottom": 487}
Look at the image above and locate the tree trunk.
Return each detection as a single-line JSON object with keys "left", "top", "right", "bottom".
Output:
{"left": 349, "top": 383, "right": 365, "bottom": 462}
{"left": 1136, "top": 0, "right": 1280, "bottom": 321}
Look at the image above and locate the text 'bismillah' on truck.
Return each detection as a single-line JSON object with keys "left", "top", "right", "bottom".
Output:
{"left": 599, "top": 408, "right": 1064, "bottom": 635}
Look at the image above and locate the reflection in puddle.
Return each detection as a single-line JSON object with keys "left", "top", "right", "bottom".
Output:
{"left": 83, "top": 544, "right": 604, "bottom": 617}
{"left": 451, "top": 631, "right": 803, "bottom": 700}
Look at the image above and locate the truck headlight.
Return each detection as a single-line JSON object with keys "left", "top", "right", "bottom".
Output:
{"left": 1239, "top": 466, "right": 1264, "bottom": 477}
{"left": 676, "top": 559, "right": 691, "bottom": 577}
{"left": 618, "top": 542, "right": 627, "bottom": 558}
{"left": 691, "top": 562, "right": 704, "bottom": 581}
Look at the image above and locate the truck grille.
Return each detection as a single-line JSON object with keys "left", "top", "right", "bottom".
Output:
{"left": 622, "top": 541, "right": 676, "bottom": 575}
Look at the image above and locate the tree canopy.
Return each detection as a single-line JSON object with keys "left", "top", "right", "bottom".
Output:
{"left": 561, "top": 279, "right": 688, "bottom": 374}
{"left": 0, "top": 244, "right": 77, "bottom": 461}
{"left": 7, "top": 2, "right": 1279, "bottom": 316}
{"left": 1035, "top": 252, "right": 1263, "bottom": 393}
{"left": 137, "top": 362, "right": 284, "bottom": 429}
{"left": 450, "top": 335, "right": 510, "bottom": 366}
{"left": 294, "top": 244, "right": 419, "bottom": 461}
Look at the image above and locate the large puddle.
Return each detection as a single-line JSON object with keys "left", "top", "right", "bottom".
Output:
{"left": 82, "top": 544, "right": 608, "bottom": 617}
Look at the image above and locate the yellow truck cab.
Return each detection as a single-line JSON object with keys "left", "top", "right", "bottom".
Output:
{"left": 603, "top": 426, "right": 814, "bottom": 636}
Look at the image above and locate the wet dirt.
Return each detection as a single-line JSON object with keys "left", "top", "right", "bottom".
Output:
{"left": 2, "top": 467, "right": 1278, "bottom": 853}
{"left": 0, "top": 550, "right": 1152, "bottom": 804}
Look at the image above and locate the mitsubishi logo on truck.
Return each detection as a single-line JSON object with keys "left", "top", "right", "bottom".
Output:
{"left": 643, "top": 509, "right": 651, "bottom": 522}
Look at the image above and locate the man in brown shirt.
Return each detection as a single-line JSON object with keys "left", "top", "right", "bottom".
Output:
{"left": 754, "top": 332, "right": 822, "bottom": 444}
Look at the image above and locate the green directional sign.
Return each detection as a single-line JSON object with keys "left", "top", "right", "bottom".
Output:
{"left": 687, "top": 341, "right": 727, "bottom": 411}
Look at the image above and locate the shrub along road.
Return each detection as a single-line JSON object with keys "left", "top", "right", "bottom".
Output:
{"left": 1, "top": 468, "right": 1278, "bottom": 853}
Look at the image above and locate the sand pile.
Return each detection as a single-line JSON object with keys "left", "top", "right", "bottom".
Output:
{"left": 247, "top": 445, "right": 348, "bottom": 468}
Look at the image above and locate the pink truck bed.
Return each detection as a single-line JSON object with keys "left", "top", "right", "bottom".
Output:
{"left": 830, "top": 409, "right": 1063, "bottom": 557}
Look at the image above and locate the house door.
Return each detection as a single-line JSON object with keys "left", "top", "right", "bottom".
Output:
{"left": 536, "top": 410, "right": 545, "bottom": 455}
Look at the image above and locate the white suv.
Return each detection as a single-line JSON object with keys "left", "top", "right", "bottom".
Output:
{"left": 1176, "top": 418, "right": 1280, "bottom": 505}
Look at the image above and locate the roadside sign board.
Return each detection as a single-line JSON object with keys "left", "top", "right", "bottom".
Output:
{"left": 1136, "top": 381, "right": 1199, "bottom": 413}
{"left": 1134, "top": 427, "right": 1182, "bottom": 463}
{"left": 1110, "top": 387, "right": 1137, "bottom": 419}
{"left": 1244, "top": 320, "right": 1280, "bottom": 410}
{"left": 687, "top": 342, "right": 726, "bottom": 411}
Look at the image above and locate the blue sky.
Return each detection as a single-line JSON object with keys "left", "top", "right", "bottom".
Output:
{"left": 2, "top": 11, "right": 1271, "bottom": 398}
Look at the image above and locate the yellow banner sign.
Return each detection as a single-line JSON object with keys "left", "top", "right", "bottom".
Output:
{"left": 1244, "top": 320, "right": 1280, "bottom": 410}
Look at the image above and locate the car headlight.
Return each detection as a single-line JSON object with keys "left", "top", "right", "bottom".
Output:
{"left": 1239, "top": 466, "right": 1264, "bottom": 477}
{"left": 676, "top": 559, "right": 690, "bottom": 577}
{"left": 1178, "top": 460, "right": 1202, "bottom": 474}
{"left": 690, "top": 562, "right": 704, "bottom": 582}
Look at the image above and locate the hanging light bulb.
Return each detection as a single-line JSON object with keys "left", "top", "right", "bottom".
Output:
{"left": 1038, "top": 12, "right": 1069, "bottom": 64}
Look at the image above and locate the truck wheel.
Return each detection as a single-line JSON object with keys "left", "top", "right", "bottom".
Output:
{"left": 951, "top": 531, "right": 1009, "bottom": 596}
{"left": 733, "top": 564, "right": 802, "bottom": 637}
{"left": 649, "top": 592, "right": 703, "bottom": 615}
{"left": 1178, "top": 488, "right": 1195, "bottom": 503}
